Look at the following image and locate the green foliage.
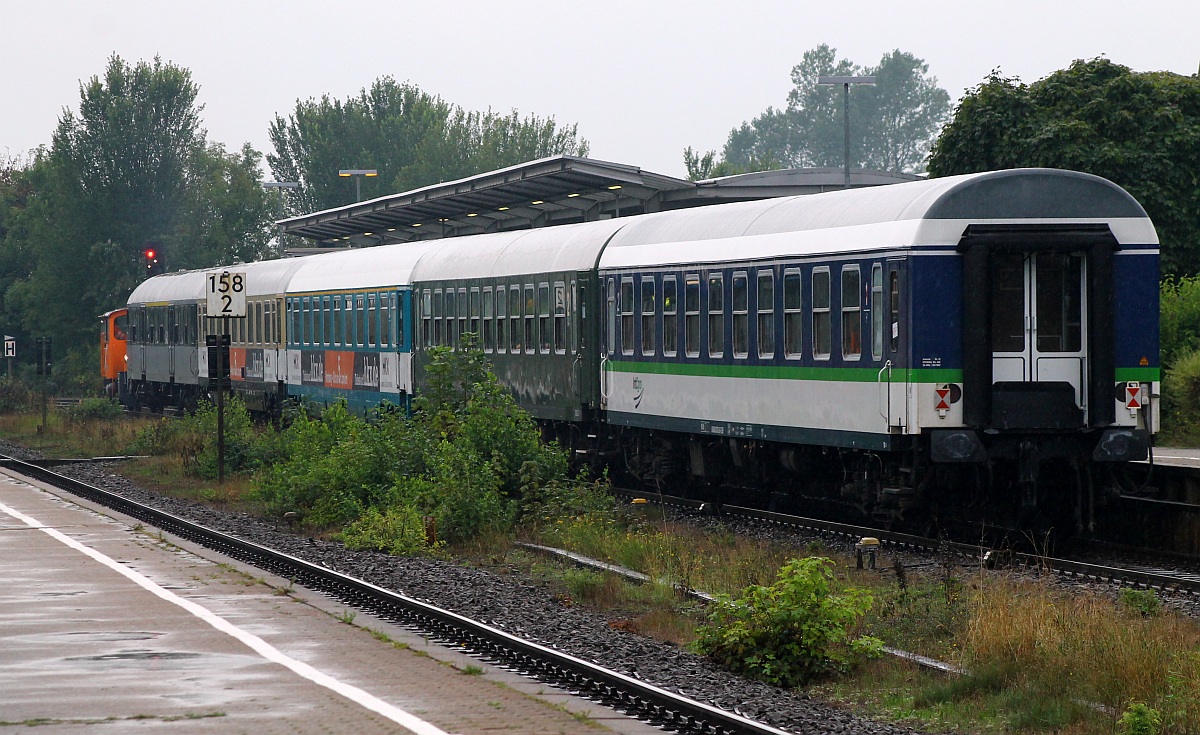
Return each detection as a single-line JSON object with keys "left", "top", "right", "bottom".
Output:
{"left": 693, "top": 557, "right": 882, "bottom": 687}
{"left": 1162, "top": 349, "right": 1200, "bottom": 441}
{"left": 249, "top": 345, "right": 569, "bottom": 549}
{"left": 0, "top": 55, "right": 273, "bottom": 364}
{"left": 340, "top": 505, "right": 433, "bottom": 556}
{"left": 1160, "top": 276, "right": 1200, "bottom": 369}
{"left": 0, "top": 380, "right": 37, "bottom": 414}
{"left": 928, "top": 59, "right": 1200, "bottom": 277}
{"left": 127, "top": 396, "right": 266, "bottom": 479}
{"left": 65, "top": 397, "right": 123, "bottom": 422}
{"left": 687, "top": 45, "right": 950, "bottom": 178}
{"left": 267, "top": 77, "right": 590, "bottom": 214}
{"left": 392, "top": 437, "right": 515, "bottom": 544}
{"left": 1118, "top": 588, "right": 1162, "bottom": 618}
{"left": 1118, "top": 701, "right": 1163, "bottom": 735}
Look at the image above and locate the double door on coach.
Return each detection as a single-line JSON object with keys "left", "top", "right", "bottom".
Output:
{"left": 990, "top": 250, "right": 1089, "bottom": 427}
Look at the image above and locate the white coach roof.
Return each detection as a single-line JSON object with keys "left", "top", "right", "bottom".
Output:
{"left": 599, "top": 168, "right": 1157, "bottom": 269}
{"left": 411, "top": 218, "right": 629, "bottom": 281}
{"left": 287, "top": 241, "right": 439, "bottom": 294}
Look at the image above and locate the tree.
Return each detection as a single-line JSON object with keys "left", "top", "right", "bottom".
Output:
{"left": 927, "top": 59, "right": 1200, "bottom": 277}
{"left": 686, "top": 45, "right": 950, "bottom": 180}
{"left": 0, "top": 55, "right": 273, "bottom": 366}
{"left": 267, "top": 77, "right": 590, "bottom": 214}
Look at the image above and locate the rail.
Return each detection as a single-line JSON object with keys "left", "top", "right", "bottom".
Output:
{"left": 0, "top": 456, "right": 792, "bottom": 735}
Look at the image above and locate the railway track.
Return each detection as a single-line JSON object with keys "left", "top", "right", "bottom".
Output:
{"left": 0, "top": 454, "right": 792, "bottom": 735}
{"left": 611, "top": 488, "right": 1200, "bottom": 596}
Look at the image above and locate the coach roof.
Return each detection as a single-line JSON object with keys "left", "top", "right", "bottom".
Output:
{"left": 598, "top": 168, "right": 1157, "bottom": 269}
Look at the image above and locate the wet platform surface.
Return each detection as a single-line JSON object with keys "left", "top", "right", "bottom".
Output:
{"left": 1145, "top": 447, "right": 1200, "bottom": 469}
{"left": 0, "top": 470, "right": 663, "bottom": 734}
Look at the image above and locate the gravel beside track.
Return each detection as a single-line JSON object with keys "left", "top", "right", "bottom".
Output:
{"left": 1, "top": 442, "right": 927, "bottom": 735}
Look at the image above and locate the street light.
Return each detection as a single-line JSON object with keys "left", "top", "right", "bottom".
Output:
{"left": 338, "top": 168, "right": 378, "bottom": 202}
{"left": 816, "top": 75, "right": 876, "bottom": 189}
{"left": 263, "top": 181, "right": 299, "bottom": 256}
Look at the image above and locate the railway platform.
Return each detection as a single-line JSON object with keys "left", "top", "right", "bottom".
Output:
{"left": 0, "top": 469, "right": 662, "bottom": 734}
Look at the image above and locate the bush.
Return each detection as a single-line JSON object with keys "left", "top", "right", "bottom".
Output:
{"left": 1119, "top": 701, "right": 1162, "bottom": 735}
{"left": 1160, "top": 276, "right": 1200, "bottom": 370}
{"left": 0, "top": 380, "right": 37, "bottom": 414}
{"left": 1119, "top": 588, "right": 1162, "bottom": 618}
{"left": 65, "top": 397, "right": 123, "bottom": 422}
{"left": 1161, "top": 349, "right": 1200, "bottom": 442}
{"left": 693, "top": 557, "right": 882, "bottom": 687}
{"left": 340, "top": 505, "right": 434, "bottom": 556}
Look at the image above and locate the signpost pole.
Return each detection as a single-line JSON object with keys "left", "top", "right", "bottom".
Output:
{"left": 206, "top": 269, "right": 245, "bottom": 487}
{"left": 38, "top": 338, "right": 48, "bottom": 433}
{"left": 218, "top": 317, "right": 227, "bottom": 486}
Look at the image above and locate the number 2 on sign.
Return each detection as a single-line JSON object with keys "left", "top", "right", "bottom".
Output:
{"left": 207, "top": 271, "right": 247, "bottom": 317}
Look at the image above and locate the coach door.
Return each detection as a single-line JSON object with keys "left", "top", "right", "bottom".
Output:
{"left": 990, "top": 251, "right": 1088, "bottom": 426}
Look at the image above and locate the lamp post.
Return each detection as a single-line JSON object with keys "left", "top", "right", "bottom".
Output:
{"left": 263, "top": 181, "right": 299, "bottom": 256}
{"left": 338, "top": 168, "right": 378, "bottom": 202}
{"left": 815, "top": 75, "right": 875, "bottom": 189}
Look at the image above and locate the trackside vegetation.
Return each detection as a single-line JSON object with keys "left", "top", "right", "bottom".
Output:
{"left": 4, "top": 345, "right": 1200, "bottom": 733}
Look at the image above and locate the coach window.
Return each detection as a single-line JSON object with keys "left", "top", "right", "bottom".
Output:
{"left": 619, "top": 277, "right": 635, "bottom": 355}
{"left": 443, "top": 289, "right": 452, "bottom": 346}
{"left": 640, "top": 277, "right": 656, "bottom": 356}
{"left": 758, "top": 271, "right": 775, "bottom": 358}
{"left": 538, "top": 282, "right": 551, "bottom": 353}
{"left": 812, "top": 268, "right": 831, "bottom": 359}
{"left": 783, "top": 270, "right": 804, "bottom": 358}
{"left": 553, "top": 281, "right": 567, "bottom": 355}
{"left": 871, "top": 265, "right": 884, "bottom": 360}
{"left": 457, "top": 288, "right": 468, "bottom": 345}
{"left": 707, "top": 273, "right": 724, "bottom": 358}
{"left": 468, "top": 288, "right": 480, "bottom": 339}
{"left": 375, "top": 296, "right": 386, "bottom": 347}
{"left": 841, "top": 266, "right": 861, "bottom": 359}
{"left": 732, "top": 272, "right": 749, "bottom": 358}
{"left": 606, "top": 278, "right": 616, "bottom": 356}
{"left": 331, "top": 296, "right": 341, "bottom": 346}
{"left": 350, "top": 295, "right": 360, "bottom": 347}
{"left": 889, "top": 271, "right": 900, "bottom": 352}
{"left": 684, "top": 275, "right": 700, "bottom": 358}
{"left": 316, "top": 297, "right": 324, "bottom": 346}
{"left": 393, "top": 294, "right": 403, "bottom": 348}
{"left": 420, "top": 291, "right": 431, "bottom": 348}
{"left": 368, "top": 294, "right": 378, "bottom": 347}
{"left": 495, "top": 286, "right": 507, "bottom": 353}
{"left": 446, "top": 289, "right": 459, "bottom": 347}
{"left": 523, "top": 284, "right": 535, "bottom": 353}
{"left": 481, "top": 287, "right": 494, "bottom": 351}
{"left": 510, "top": 285, "right": 522, "bottom": 352}
{"left": 662, "top": 276, "right": 678, "bottom": 357}
{"left": 358, "top": 294, "right": 368, "bottom": 347}
{"left": 301, "top": 298, "right": 309, "bottom": 346}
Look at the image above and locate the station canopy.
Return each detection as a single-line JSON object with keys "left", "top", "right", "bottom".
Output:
{"left": 277, "top": 155, "right": 921, "bottom": 252}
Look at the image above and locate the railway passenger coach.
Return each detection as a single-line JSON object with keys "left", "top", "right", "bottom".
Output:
{"left": 592, "top": 169, "right": 1158, "bottom": 526}
{"left": 115, "top": 168, "right": 1159, "bottom": 531}
{"left": 284, "top": 242, "right": 436, "bottom": 413}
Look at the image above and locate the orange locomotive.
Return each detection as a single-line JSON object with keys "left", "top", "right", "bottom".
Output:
{"left": 99, "top": 308, "right": 129, "bottom": 401}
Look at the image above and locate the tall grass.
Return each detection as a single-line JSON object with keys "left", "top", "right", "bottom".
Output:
{"left": 961, "top": 578, "right": 1200, "bottom": 733}
{"left": 535, "top": 509, "right": 800, "bottom": 597}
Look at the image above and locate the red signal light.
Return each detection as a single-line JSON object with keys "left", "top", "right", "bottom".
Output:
{"left": 145, "top": 248, "right": 156, "bottom": 259}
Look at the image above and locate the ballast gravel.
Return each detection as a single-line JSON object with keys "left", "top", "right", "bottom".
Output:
{"left": 0, "top": 446, "right": 932, "bottom": 735}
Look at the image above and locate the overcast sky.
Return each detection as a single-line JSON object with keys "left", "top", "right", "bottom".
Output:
{"left": 2, "top": 0, "right": 1197, "bottom": 180}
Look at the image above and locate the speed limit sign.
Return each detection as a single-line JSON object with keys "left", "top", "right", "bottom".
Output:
{"left": 206, "top": 271, "right": 247, "bottom": 318}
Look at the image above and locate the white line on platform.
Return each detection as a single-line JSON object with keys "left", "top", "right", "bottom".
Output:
{"left": 0, "top": 500, "right": 452, "bottom": 735}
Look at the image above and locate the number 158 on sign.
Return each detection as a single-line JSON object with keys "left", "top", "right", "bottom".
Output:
{"left": 207, "top": 271, "right": 247, "bottom": 317}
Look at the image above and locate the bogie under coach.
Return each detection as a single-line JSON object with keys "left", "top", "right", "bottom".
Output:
{"left": 114, "top": 168, "right": 1158, "bottom": 531}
